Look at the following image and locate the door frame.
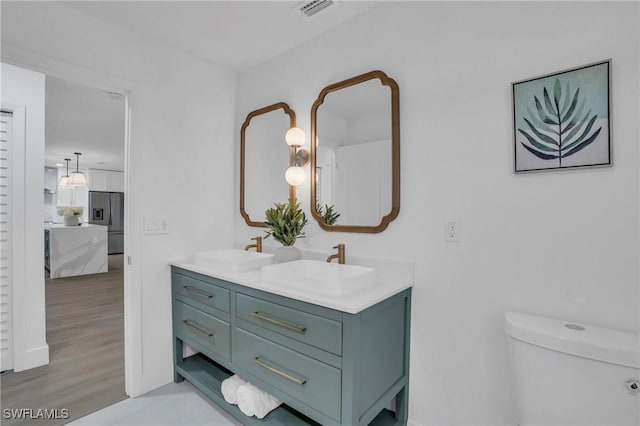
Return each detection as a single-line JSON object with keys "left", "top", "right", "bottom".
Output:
{"left": 2, "top": 48, "right": 141, "bottom": 396}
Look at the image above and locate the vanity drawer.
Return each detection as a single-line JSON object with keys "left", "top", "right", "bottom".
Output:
{"left": 173, "top": 300, "right": 231, "bottom": 361}
{"left": 235, "top": 328, "right": 341, "bottom": 422}
{"left": 236, "top": 293, "right": 342, "bottom": 356}
{"left": 173, "top": 272, "right": 230, "bottom": 315}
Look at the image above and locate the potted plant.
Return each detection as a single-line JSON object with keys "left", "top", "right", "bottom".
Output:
{"left": 264, "top": 198, "right": 307, "bottom": 262}
{"left": 57, "top": 206, "right": 84, "bottom": 226}
{"left": 316, "top": 203, "right": 340, "bottom": 226}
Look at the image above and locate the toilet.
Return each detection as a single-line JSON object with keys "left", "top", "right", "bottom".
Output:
{"left": 504, "top": 311, "right": 640, "bottom": 425}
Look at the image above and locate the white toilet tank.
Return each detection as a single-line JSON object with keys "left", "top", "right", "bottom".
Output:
{"left": 504, "top": 311, "right": 639, "bottom": 425}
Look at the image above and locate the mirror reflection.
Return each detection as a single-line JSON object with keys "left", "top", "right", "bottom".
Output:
{"left": 311, "top": 70, "right": 400, "bottom": 233}
{"left": 240, "top": 102, "right": 295, "bottom": 227}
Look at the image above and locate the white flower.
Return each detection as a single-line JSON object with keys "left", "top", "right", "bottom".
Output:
{"left": 57, "top": 206, "right": 84, "bottom": 217}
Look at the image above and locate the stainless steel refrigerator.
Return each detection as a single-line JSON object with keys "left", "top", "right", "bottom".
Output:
{"left": 89, "top": 191, "right": 124, "bottom": 254}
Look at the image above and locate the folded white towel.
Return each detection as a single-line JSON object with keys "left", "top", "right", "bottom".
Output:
{"left": 236, "top": 382, "right": 282, "bottom": 419}
{"left": 221, "top": 375, "right": 247, "bottom": 404}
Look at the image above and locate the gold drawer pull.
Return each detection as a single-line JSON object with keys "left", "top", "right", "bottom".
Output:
{"left": 253, "top": 357, "right": 307, "bottom": 386}
{"left": 182, "top": 320, "right": 214, "bottom": 337}
{"left": 251, "top": 311, "right": 307, "bottom": 334}
{"left": 183, "top": 285, "right": 214, "bottom": 300}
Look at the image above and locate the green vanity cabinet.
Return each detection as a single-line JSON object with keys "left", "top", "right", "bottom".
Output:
{"left": 171, "top": 266, "right": 411, "bottom": 426}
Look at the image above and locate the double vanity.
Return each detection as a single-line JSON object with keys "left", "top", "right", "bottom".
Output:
{"left": 170, "top": 249, "right": 412, "bottom": 425}
{"left": 172, "top": 68, "right": 409, "bottom": 425}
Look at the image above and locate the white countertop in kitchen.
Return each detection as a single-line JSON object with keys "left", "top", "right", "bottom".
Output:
{"left": 46, "top": 222, "right": 108, "bottom": 279}
{"left": 170, "top": 251, "right": 413, "bottom": 314}
{"left": 45, "top": 223, "right": 107, "bottom": 230}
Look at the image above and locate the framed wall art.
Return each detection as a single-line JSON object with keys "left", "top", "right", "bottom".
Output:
{"left": 512, "top": 60, "right": 611, "bottom": 173}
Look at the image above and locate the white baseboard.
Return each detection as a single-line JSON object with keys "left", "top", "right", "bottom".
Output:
{"left": 135, "top": 365, "right": 174, "bottom": 398}
{"left": 13, "top": 343, "right": 49, "bottom": 372}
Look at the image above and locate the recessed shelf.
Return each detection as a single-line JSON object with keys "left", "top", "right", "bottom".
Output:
{"left": 176, "top": 353, "right": 318, "bottom": 425}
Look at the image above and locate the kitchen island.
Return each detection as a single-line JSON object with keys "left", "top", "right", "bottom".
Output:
{"left": 45, "top": 223, "right": 108, "bottom": 278}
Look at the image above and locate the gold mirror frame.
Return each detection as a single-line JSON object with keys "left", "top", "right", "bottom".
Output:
{"left": 310, "top": 70, "right": 400, "bottom": 233}
{"left": 240, "top": 102, "right": 296, "bottom": 227}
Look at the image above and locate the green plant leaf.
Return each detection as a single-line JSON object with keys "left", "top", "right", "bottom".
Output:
{"left": 563, "top": 109, "right": 591, "bottom": 142}
{"left": 562, "top": 114, "right": 599, "bottom": 152}
{"left": 562, "top": 127, "right": 602, "bottom": 157}
{"left": 535, "top": 96, "right": 558, "bottom": 125}
{"left": 520, "top": 142, "right": 559, "bottom": 160}
{"left": 264, "top": 198, "right": 307, "bottom": 246}
{"left": 518, "top": 129, "right": 557, "bottom": 152}
{"left": 553, "top": 79, "right": 562, "bottom": 109}
{"left": 543, "top": 87, "right": 556, "bottom": 116}
{"left": 560, "top": 81, "right": 572, "bottom": 116}
{"left": 526, "top": 107, "right": 558, "bottom": 135}
{"left": 561, "top": 87, "right": 580, "bottom": 123}
{"left": 560, "top": 100, "right": 585, "bottom": 135}
{"left": 523, "top": 118, "right": 559, "bottom": 146}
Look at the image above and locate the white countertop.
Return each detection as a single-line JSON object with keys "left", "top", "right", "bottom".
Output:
{"left": 45, "top": 223, "right": 108, "bottom": 230}
{"left": 170, "top": 251, "right": 413, "bottom": 314}
{"left": 46, "top": 222, "right": 108, "bottom": 279}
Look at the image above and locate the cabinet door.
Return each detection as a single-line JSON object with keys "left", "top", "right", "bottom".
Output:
{"left": 88, "top": 169, "right": 108, "bottom": 192}
{"left": 235, "top": 328, "right": 341, "bottom": 422}
{"left": 236, "top": 293, "right": 342, "bottom": 356}
{"left": 174, "top": 300, "right": 231, "bottom": 361}
{"left": 173, "top": 272, "right": 231, "bottom": 316}
{"left": 107, "top": 171, "right": 124, "bottom": 192}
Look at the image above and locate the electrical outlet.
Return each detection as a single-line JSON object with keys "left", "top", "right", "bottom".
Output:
{"left": 446, "top": 221, "right": 460, "bottom": 242}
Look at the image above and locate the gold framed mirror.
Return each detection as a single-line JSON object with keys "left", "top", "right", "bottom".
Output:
{"left": 310, "top": 70, "right": 400, "bottom": 233}
{"left": 240, "top": 102, "right": 296, "bottom": 227}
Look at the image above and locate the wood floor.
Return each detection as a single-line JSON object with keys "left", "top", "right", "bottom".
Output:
{"left": 1, "top": 254, "right": 127, "bottom": 425}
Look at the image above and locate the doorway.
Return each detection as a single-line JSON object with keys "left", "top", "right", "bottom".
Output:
{"left": 0, "top": 75, "right": 129, "bottom": 424}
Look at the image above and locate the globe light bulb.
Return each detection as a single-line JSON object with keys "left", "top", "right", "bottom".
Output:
{"left": 285, "top": 127, "right": 305, "bottom": 147}
{"left": 285, "top": 166, "right": 305, "bottom": 186}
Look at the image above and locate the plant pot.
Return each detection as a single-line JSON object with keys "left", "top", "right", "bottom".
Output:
{"left": 63, "top": 215, "right": 81, "bottom": 226}
{"left": 274, "top": 246, "right": 301, "bottom": 263}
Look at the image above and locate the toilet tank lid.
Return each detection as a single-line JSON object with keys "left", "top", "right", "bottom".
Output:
{"left": 504, "top": 311, "right": 639, "bottom": 369}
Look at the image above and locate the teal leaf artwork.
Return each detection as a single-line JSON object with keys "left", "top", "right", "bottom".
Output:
{"left": 513, "top": 61, "right": 610, "bottom": 172}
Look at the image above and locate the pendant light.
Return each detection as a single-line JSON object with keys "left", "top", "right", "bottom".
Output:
{"left": 67, "top": 152, "right": 87, "bottom": 187}
{"left": 57, "top": 158, "right": 71, "bottom": 188}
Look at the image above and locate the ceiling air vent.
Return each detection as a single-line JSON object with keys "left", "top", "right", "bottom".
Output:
{"left": 296, "top": 0, "right": 337, "bottom": 18}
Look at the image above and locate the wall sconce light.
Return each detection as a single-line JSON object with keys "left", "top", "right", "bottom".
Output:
{"left": 285, "top": 127, "right": 309, "bottom": 186}
{"left": 67, "top": 152, "right": 87, "bottom": 187}
{"left": 57, "top": 158, "right": 71, "bottom": 188}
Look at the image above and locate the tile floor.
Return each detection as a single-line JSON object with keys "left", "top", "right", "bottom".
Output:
{"left": 69, "top": 381, "right": 242, "bottom": 426}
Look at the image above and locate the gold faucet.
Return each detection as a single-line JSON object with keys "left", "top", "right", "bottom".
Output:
{"left": 326, "top": 244, "right": 345, "bottom": 264}
{"left": 244, "top": 236, "right": 262, "bottom": 252}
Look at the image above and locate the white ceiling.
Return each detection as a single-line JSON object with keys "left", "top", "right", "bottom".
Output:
{"left": 63, "top": 1, "right": 379, "bottom": 72}
{"left": 43, "top": 1, "right": 378, "bottom": 172}
{"left": 45, "top": 76, "right": 126, "bottom": 171}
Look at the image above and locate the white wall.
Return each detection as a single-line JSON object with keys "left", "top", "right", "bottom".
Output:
{"left": 236, "top": 2, "right": 639, "bottom": 424}
{"left": 2, "top": 2, "right": 237, "bottom": 394}
{"left": 0, "top": 63, "right": 49, "bottom": 371}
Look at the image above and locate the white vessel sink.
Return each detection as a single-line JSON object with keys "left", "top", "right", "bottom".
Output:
{"left": 193, "top": 249, "right": 274, "bottom": 273}
{"left": 261, "top": 259, "right": 375, "bottom": 296}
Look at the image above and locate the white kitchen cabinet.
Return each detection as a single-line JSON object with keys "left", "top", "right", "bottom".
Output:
{"left": 88, "top": 169, "right": 124, "bottom": 192}
{"left": 109, "top": 171, "right": 124, "bottom": 192}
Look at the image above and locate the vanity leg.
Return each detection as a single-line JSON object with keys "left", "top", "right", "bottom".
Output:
{"left": 173, "top": 337, "right": 185, "bottom": 383}
{"left": 394, "top": 387, "right": 408, "bottom": 425}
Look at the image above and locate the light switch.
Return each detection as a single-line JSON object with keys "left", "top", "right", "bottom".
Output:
{"left": 144, "top": 216, "right": 169, "bottom": 235}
